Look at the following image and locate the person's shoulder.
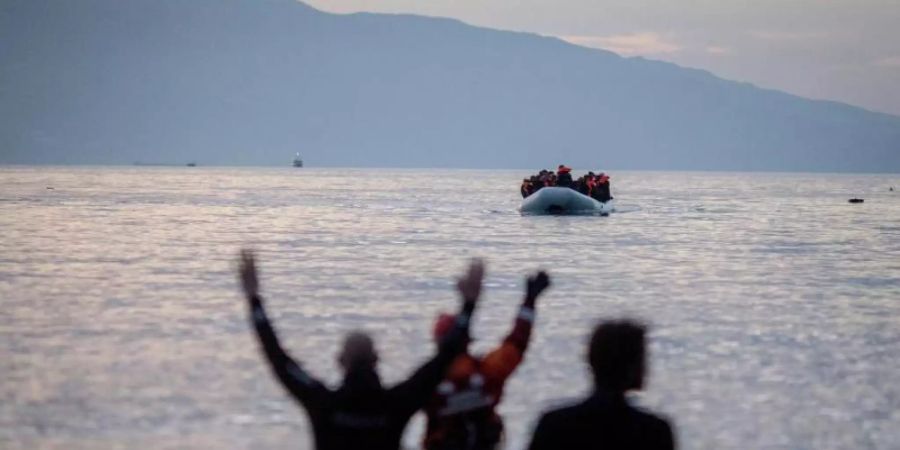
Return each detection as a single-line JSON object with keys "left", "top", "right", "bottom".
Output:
{"left": 530, "top": 400, "right": 599, "bottom": 449}
{"left": 630, "top": 404, "right": 672, "bottom": 425}
{"left": 628, "top": 404, "right": 674, "bottom": 438}
{"left": 537, "top": 399, "right": 593, "bottom": 425}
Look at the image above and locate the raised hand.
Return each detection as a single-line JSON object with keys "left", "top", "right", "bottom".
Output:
{"left": 456, "top": 258, "right": 485, "bottom": 304}
{"left": 525, "top": 271, "right": 550, "bottom": 307}
{"left": 239, "top": 249, "right": 260, "bottom": 300}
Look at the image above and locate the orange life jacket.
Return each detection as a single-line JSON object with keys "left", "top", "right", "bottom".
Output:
{"left": 424, "top": 307, "right": 535, "bottom": 450}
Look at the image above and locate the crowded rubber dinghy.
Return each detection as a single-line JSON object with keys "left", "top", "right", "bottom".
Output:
{"left": 520, "top": 165, "right": 615, "bottom": 215}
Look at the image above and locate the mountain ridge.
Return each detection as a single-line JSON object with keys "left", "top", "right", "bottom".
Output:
{"left": 1, "top": 0, "right": 898, "bottom": 171}
{"left": 318, "top": 2, "right": 898, "bottom": 121}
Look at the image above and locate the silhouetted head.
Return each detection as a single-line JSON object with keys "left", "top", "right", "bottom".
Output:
{"left": 588, "top": 320, "right": 647, "bottom": 393}
{"left": 432, "top": 313, "right": 470, "bottom": 348}
{"left": 338, "top": 331, "right": 378, "bottom": 372}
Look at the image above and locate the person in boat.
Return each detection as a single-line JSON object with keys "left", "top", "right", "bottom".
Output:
{"left": 239, "top": 250, "right": 484, "bottom": 450}
{"left": 521, "top": 178, "right": 532, "bottom": 198}
{"left": 528, "top": 319, "right": 675, "bottom": 450}
{"left": 424, "top": 271, "right": 551, "bottom": 450}
{"left": 529, "top": 172, "right": 542, "bottom": 191}
{"left": 556, "top": 165, "right": 574, "bottom": 188}
{"left": 529, "top": 175, "right": 543, "bottom": 195}
{"left": 546, "top": 172, "right": 557, "bottom": 187}
{"left": 592, "top": 173, "right": 613, "bottom": 202}
{"left": 577, "top": 172, "right": 595, "bottom": 196}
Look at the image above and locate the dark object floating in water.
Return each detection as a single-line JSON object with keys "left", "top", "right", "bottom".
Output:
{"left": 891, "top": 187, "right": 895, "bottom": 191}
{"left": 186, "top": 162, "right": 197, "bottom": 167}
{"left": 848, "top": 198, "right": 864, "bottom": 203}
{"left": 46, "top": 187, "right": 54, "bottom": 190}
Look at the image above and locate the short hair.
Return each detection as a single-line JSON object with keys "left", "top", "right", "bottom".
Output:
{"left": 340, "top": 331, "right": 377, "bottom": 370}
{"left": 588, "top": 319, "right": 647, "bottom": 392}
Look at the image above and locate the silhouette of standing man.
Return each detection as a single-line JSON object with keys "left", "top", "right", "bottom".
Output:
{"left": 239, "top": 250, "right": 485, "bottom": 450}
{"left": 529, "top": 320, "right": 675, "bottom": 450}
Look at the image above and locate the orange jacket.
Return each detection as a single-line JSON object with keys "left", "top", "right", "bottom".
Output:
{"left": 423, "top": 306, "right": 535, "bottom": 449}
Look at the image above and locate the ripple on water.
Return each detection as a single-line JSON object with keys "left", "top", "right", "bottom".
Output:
{"left": 1, "top": 167, "right": 899, "bottom": 449}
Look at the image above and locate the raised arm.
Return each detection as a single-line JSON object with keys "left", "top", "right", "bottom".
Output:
{"left": 481, "top": 271, "right": 551, "bottom": 381}
{"left": 391, "top": 259, "right": 485, "bottom": 412}
{"left": 239, "top": 250, "right": 327, "bottom": 407}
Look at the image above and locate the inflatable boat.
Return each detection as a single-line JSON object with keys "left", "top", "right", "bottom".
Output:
{"left": 520, "top": 187, "right": 615, "bottom": 215}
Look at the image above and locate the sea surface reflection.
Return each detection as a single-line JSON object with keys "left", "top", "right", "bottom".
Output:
{"left": 1, "top": 166, "right": 899, "bottom": 449}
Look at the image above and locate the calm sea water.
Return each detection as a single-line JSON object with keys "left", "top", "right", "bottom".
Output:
{"left": 1, "top": 166, "right": 899, "bottom": 449}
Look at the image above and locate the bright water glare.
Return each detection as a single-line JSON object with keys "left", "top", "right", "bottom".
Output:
{"left": 1, "top": 167, "right": 899, "bottom": 449}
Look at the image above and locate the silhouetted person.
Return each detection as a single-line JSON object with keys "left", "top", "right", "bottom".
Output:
{"left": 239, "top": 250, "right": 485, "bottom": 450}
{"left": 574, "top": 177, "right": 587, "bottom": 195}
{"left": 582, "top": 172, "right": 596, "bottom": 196}
{"left": 530, "top": 175, "right": 543, "bottom": 194}
{"left": 546, "top": 173, "right": 557, "bottom": 187}
{"left": 592, "top": 173, "right": 613, "bottom": 202}
{"left": 528, "top": 320, "right": 674, "bottom": 450}
{"left": 556, "top": 165, "right": 574, "bottom": 188}
{"left": 423, "top": 271, "right": 551, "bottom": 450}
{"left": 521, "top": 179, "right": 532, "bottom": 198}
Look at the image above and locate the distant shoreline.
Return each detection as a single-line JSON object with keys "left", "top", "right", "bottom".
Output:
{"left": 0, "top": 163, "right": 898, "bottom": 176}
{"left": 133, "top": 162, "right": 197, "bottom": 167}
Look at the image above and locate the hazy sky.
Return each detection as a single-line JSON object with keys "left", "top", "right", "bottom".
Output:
{"left": 305, "top": 0, "right": 900, "bottom": 116}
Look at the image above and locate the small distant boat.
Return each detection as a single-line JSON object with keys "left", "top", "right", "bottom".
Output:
{"left": 293, "top": 153, "right": 304, "bottom": 168}
{"left": 848, "top": 198, "right": 864, "bottom": 203}
{"left": 520, "top": 187, "right": 615, "bottom": 215}
{"left": 186, "top": 162, "right": 197, "bottom": 167}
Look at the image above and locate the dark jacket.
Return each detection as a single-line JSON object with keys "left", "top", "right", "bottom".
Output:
{"left": 556, "top": 172, "right": 574, "bottom": 188}
{"left": 528, "top": 392, "right": 674, "bottom": 450}
{"left": 250, "top": 295, "right": 472, "bottom": 450}
{"left": 592, "top": 182, "right": 612, "bottom": 202}
{"left": 577, "top": 179, "right": 590, "bottom": 196}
